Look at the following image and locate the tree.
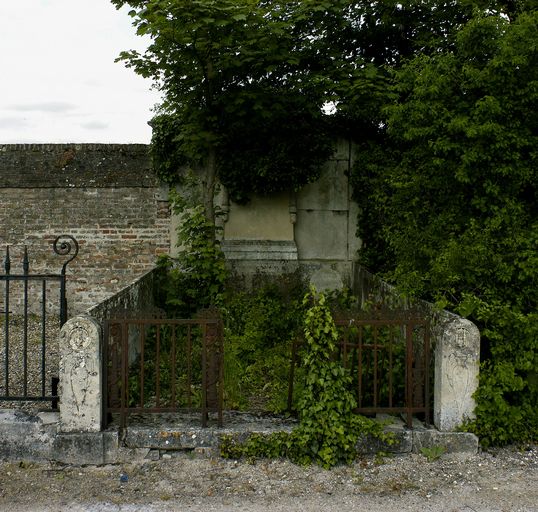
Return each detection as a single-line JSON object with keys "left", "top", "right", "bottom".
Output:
{"left": 353, "top": 10, "right": 538, "bottom": 445}
{"left": 113, "top": 1, "right": 489, "bottom": 217}
{"left": 112, "top": 0, "right": 337, "bottom": 221}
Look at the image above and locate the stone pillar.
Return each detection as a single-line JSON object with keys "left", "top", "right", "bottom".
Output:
{"left": 434, "top": 317, "right": 480, "bottom": 431}
{"left": 59, "top": 316, "right": 102, "bottom": 432}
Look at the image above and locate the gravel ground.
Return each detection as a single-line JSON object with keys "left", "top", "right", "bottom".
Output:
{"left": 0, "top": 315, "right": 60, "bottom": 411}
{"left": 0, "top": 446, "right": 537, "bottom": 511}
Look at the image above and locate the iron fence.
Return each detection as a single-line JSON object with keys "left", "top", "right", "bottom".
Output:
{"left": 0, "top": 235, "right": 78, "bottom": 405}
{"left": 288, "top": 313, "right": 431, "bottom": 428}
{"left": 103, "top": 312, "right": 224, "bottom": 429}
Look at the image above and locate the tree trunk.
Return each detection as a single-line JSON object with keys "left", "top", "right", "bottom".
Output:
{"left": 202, "top": 145, "right": 217, "bottom": 238}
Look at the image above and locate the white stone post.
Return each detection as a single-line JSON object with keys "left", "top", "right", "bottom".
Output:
{"left": 434, "top": 317, "right": 480, "bottom": 431}
{"left": 59, "top": 316, "right": 102, "bottom": 432}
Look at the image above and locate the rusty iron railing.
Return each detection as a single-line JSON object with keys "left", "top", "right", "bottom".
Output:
{"left": 288, "top": 314, "right": 431, "bottom": 428}
{"left": 0, "top": 235, "right": 78, "bottom": 406}
{"left": 103, "top": 313, "right": 224, "bottom": 429}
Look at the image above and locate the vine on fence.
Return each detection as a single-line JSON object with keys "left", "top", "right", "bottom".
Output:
{"left": 220, "top": 289, "right": 392, "bottom": 468}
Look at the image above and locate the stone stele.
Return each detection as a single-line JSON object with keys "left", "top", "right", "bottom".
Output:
{"left": 59, "top": 316, "right": 102, "bottom": 433}
{"left": 434, "top": 317, "right": 480, "bottom": 432}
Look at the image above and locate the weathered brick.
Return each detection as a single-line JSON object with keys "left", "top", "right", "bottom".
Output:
{"left": 0, "top": 144, "right": 171, "bottom": 315}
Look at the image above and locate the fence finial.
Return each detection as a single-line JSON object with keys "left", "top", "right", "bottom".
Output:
{"left": 53, "top": 235, "right": 79, "bottom": 275}
{"left": 4, "top": 246, "right": 10, "bottom": 274}
{"left": 23, "top": 246, "right": 29, "bottom": 274}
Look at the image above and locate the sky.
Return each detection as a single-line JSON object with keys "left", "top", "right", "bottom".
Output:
{"left": 0, "top": 0, "right": 162, "bottom": 144}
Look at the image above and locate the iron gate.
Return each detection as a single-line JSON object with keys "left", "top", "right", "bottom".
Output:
{"left": 288, "top": 312, "right": 431, "bottom": 428}
{"left": 0, "top": 235, "right": 78, "bottom": 406}
{"left": 103, "top": 310, "right": 224, "bottom": 429}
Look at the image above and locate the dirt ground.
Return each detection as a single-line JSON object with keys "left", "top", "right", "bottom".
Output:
{"left": 0, "top": 445, "right": 536, "bottom": 512}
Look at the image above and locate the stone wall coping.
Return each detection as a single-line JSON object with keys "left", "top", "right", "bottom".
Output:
{"left": 0, "top": 143, "right": 156, "bottom": 188}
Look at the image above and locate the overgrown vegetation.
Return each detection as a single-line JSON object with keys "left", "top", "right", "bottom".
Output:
{"left": 220, "top": 290, "right": 391, "bottom": 468}
{"left": 222, "top": 278, "right": 306, "bottom": 412}
{"left": 354, "top": 10, "right": 538, "bottom": 447}
{"left": 154, "top": 198, "right": 227, "bottom": 318}
{"left": 114, "top": 1, "right": 538, "bottom": 447}
{"left": 150, "top": 203, "right": 393, "bottom": 466}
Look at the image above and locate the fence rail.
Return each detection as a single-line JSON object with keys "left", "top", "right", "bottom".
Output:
{"left": 288, "top": 315, "right": 431, "bottom": 428}
{"left": 103, "top": 314, "right": 224, "bottom": 429}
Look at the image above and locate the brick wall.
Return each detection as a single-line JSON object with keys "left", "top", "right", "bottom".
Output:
{"left": 0, "top": 144, "right": 170, "bottom": 315}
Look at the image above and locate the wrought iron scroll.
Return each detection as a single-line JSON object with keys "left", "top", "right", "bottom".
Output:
{"left": 53, "top": 235, "right": 79, "bottom": 326}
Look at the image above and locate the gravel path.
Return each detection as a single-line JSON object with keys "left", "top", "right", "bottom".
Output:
{"left": 0, "top": 446, "right": 536, "bottom": 511}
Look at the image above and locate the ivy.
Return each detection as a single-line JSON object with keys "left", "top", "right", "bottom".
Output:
{"left": 155, "top": 196, "right": 227, "bottom": 318}
{"left": 220, "top": 289, "right": 391, "bottom": 468}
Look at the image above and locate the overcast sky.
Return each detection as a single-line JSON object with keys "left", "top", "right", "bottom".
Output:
{"left": 0, "top": 0, "right": 162, "bottom": 144}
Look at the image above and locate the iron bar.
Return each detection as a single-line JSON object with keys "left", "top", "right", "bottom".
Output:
{"left": 388, "top": 326, "right": 394, "bottom": 408}
{"left": 201, "top": 323, "right": 208, "bottom": 428}
{"left": 41, "top": 280, "right": 46, "bottom": 397}
{"left": 373, "top": 325, "right": 378, "bottom": 408}
{"left": 103, "top": 316, "right": 224, "bottom": 429}
{"left": 187, "top": 325, "right": 192, "bottom": 408}
{"left": 140, "top": 323, "right": 145, "bottom": 408}
{"left": 23, "top": 247, "right": 29, "bottom": 396}
{"left": 4, "top": 246, "right": 10, "bottom": 396}
{"left": 54, "top": 235, "right": 79, "bottom": 327}
{"left": 156, "top": 324, "right": 161, "bottom": 407}
{"left": 171, "top": 324, "right": 176, "bottom": 406}
{"left": 0, "top": 237, "right": 78, "bottom": 405}
{"left": 405, "top": 322, "right": 414, "bottom": 428}
{"left": 288, "top": 315, "right": 431, "bottom": 428}
{"left": 424, "top": 322, "right": 431, "bottom": 425}
{"left": 358, "top": 325, "right": 363, "bottom": 409}
{"left": 120, "top": 320, "right": 128, "bottom": 429}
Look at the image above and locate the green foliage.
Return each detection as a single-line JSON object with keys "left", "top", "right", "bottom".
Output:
{"left": 127, "top": 323, "right": 204, "bottom": 409}
{"left": 220, "top": 290, "right": 391, "bottom": 469}
{"left": 155, "top": 200, "right": 227, "bottom": 317}
{"left": 353, "top": 11, "right": 538, "bottom": 446}
{"left": 217, "top": 89, "right": 333, "bottom": 203}
{"left": 460, "top": 300, "right": 538, "bottom": 446}
{"left": 113, "top": 0, "right": 335, "bottom": 207}
{"left": 222, "top": 280, "right": 306, "bottom": 412}
{"left": 420, "top": 445, "right": 446, "bottom": 462}
{"left": 291, "top": 290, "right": 389, "bottom": 468}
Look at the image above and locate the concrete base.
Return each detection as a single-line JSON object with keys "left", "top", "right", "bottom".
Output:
{"left": 0, "top": 409, "right": 478, "bottom": 464}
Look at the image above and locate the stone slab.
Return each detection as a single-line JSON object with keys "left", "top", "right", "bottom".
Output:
{"left": 434, "top": 317, "right": 480, "bottom": 431}
{"left": 309, "top": 267, "right": 345, "bottom": 292}
{"left": 53, "top": 432, "right": 107, "bottom": 465}
{"left": 296, "top": 160, "right": 349, "bottom": 211}
{"left": 224, "top": 192, "right": 294, "bottom": 241}
{"left": 0, "top": 409, "right": 479, "bottom": 464}
{"left": 413, "top": 430, "right": 479, "bottom": 458}
{"left": 295, "top": 209, "right": 350, "bottom": 260}
{"left": 0, "top": 409, "right": 55, "bottom": 462}
{"left": 222, "top": 240, "right": 298, "bottom": 261}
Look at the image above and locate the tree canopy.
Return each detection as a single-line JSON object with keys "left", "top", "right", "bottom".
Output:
{"left": 111, "top": 0, "right": 481, "bottom": 211}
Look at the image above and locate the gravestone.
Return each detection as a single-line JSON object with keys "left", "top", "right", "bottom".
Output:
{"left": 59, "top": 316, "right": 102, "bottom": 432}
{"left": 434, "top": 317, "right": 480, "bottom": 431}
